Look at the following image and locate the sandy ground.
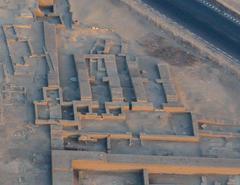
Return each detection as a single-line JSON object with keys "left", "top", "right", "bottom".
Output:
{"left": 0, "top": 0, "right": 240, "bottom": 184}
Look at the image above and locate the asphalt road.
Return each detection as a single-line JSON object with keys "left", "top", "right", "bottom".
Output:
{"left": 142, "top": 0, "right": 240, "bottom": 60}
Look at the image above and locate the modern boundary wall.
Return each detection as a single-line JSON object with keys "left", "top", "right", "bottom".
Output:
{"left": 118, "top": 0, "right": 240, "bottom": 78}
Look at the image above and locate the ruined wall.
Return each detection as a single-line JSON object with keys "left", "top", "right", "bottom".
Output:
{"left": 38, "top": 0, "right": 54, "bottom": 7}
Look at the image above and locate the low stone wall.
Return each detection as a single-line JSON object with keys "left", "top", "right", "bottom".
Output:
{"left": 52, "top": 150, "right": 240, "bottom": 175}
{"left": 119, "top": 0, "right": 240, "bottom": 78}
{"left": 140, "top": 133, "right": 199, "bottom": 143}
